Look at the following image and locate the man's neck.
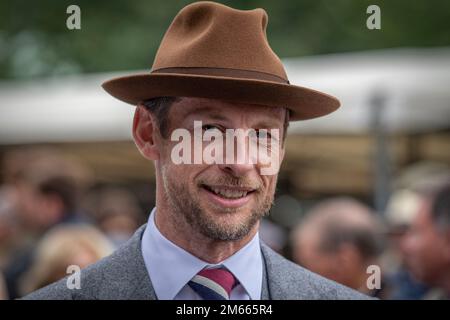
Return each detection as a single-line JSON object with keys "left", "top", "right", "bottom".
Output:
{"left": 153, "top": 205, "right": 259, "bottom": 264}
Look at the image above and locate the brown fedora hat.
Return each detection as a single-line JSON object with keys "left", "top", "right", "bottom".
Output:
{"left": 102, "top": 1, "right": 340, "bottom": 121}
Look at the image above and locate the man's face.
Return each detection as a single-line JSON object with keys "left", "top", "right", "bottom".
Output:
{"left": 402, "top": 199, "right": 450, "bottom": 285}
{"left": 154, "top": 97, "right": 286, "bottom": 241}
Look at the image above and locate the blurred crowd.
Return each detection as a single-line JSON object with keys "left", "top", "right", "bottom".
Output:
{"left": 289, "top": 162, "right": 450, "bottom": 299}
{"left": 0, "top": 147, "right": 145, "bottom": 299}
{"left": 0, "top": 147, "right": 449, "bottom": 300}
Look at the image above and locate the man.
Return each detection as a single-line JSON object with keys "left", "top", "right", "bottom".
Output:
{"left": 5, "top": 149, "right": 87, "bottom": 299}
{"left": 381, "top": 163, "right": 450, "bottom": 300}
{"left": 24, "top": 2, "right": 369, "bottom": 300}
{"left": 291, "top": 198, "right": 385, "bottom": 297}
{"left": 402, "top": 182, "right": 450, "bottom": 299}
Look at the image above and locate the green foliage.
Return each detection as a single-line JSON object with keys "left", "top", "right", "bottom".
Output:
{"left": 0, "top": 0, "right": 449, "bottom": 79}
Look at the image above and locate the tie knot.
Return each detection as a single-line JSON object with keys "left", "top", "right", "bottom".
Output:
{"left": 189, "top": 267, "right": 238, "bottom": 300}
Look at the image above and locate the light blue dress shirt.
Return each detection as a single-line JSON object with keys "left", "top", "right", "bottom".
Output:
{"left": 141, "top": 208, "right": 263, "bottom": 300}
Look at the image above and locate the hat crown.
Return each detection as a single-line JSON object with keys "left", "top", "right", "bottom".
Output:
{"left": 151, "top": 1, "right": 288, "bottom": 81}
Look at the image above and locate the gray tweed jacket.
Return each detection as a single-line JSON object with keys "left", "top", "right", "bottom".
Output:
{"left": 22, "top": 225, "right": 371, "bottom": 300}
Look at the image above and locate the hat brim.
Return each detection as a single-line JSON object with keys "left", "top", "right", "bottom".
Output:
{"left": 102, "top": 73, "right": 340, "bottom": 121}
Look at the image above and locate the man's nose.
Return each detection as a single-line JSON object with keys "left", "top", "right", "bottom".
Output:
{"left": 218, "top": 162, "right": 254, "bottom": 177}
{"left": 218, "top": 135, "right": 257, "bottom": 177}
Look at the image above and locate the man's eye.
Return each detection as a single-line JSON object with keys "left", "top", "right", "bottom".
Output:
{"left": 202, "top": 124, "right": 221, "bottom": 132}
{"left": 255, "top": 129, "right": 270, "bottom": 139}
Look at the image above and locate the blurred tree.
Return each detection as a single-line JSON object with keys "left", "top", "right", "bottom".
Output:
{"left": 0, "top": 0, "right": 449, "bottom": 79}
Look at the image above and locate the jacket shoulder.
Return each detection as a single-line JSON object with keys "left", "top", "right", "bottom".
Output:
{"left": 21, "top": 252, "right": 115, "bottom": 300}
{"left": 261, "top": 243, "right": 374, "bottom": 300}
{"left": 22, "top": 225, "right": 154, "bottom": 300}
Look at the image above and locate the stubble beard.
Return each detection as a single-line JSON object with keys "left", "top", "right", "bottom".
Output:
{"left": 161, "top": 165, "right": 274, "bottom": 241}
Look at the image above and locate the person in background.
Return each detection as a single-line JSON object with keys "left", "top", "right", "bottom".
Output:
{"left": 383, "top": 162, "right": 450, "bottom": 300}
{"left": 402, "top": 182, "right": 450, "bottom": 299}
{"left": 383, "top": 189, "right": 430, "bottom": 299}
{"left": 1, "top": 148, "right": 90, "bottom": 234}
{"left": 291, "top": 197, "right": 385, "bottom": 297}
{"left": 2, "top": 148, "right": 90, "bottom": 299}
{"left": 19, "top": 175, "right": 85, "bottom": 229}
{"left": 86, "top": 187, "right": 145, "bottom": 247}
{"left": 19, "top": 224, "right": 113, "bottom": 296}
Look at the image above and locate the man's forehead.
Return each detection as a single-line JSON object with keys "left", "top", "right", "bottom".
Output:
{"left": 173, "top": 97, "right": 286, "bottom": 122}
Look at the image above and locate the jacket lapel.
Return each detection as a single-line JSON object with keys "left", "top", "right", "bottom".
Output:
{"left": 260, "top": 242, "right": 287, "bottom": 299}
{"left": 260, "top": 242, "right": 305, "bottom": 299}
{"left": 102, "top": 227, "right": 293, "bottom": 300}
{"left": 260, "top": 250, "right": 270, "bottom": 300}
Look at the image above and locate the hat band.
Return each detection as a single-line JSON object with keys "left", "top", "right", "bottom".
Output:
{"left": 151, "top": 67, "right": 289, "bottom": 84}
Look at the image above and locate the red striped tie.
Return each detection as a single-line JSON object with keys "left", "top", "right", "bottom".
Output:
{"left": 188, "top": 267, "right": 238, "bottom": 300}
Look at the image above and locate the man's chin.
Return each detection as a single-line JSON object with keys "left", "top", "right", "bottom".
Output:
{"left": 194, "top": 208, "right": 260, "bottom": 241}
{"left": 200, "top": 206, "right": 251, "bottom": 224}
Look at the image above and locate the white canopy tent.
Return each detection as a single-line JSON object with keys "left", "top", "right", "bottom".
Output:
{"left": 0, "top": 47, "right": 449, "bottom": 144}
{"left": 285, "top": 47, "right": 450, "bottom": 134}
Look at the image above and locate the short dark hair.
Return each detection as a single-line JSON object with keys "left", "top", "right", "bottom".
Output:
{"left": 142, "top": 97, "right": 290, "bottom": 142}
{"left": 142, "top": 97, "right": 180, "bottom": 139}
{"left": 38, "top": 176, "right": 78, "bottom": 214}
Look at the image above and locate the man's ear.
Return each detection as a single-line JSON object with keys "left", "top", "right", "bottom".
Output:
{"left": 132, "top": 104, "right": 160, "bottom": 160}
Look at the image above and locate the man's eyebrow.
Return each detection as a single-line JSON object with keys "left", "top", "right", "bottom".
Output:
{"left": 184, "top": 105, "right": 284, "bottom": 128}
{"left": 184, "top": 106, "right": 229, "bottom": 122}
{"left": 253, "top": 119, "right": 283, "bottom": 129}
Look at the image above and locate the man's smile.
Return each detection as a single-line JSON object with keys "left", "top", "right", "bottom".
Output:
{"left": 199, "top": 184, "right": 257, "bottom": 209}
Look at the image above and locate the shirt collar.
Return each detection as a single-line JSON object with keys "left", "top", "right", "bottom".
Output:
{"left": 141, "top": 207, "right": 262, "bottom": 300}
